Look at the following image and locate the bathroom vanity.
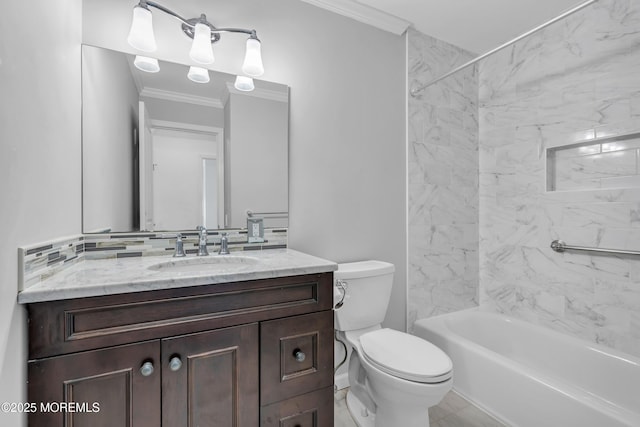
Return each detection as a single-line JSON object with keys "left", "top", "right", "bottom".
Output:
{"left": 20, "top": 249, "right": 336, "bottom": 427}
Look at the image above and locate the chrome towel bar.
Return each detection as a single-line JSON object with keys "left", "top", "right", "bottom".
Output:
{"left": 550, "top": 240, "right": 640, "bottom": 256}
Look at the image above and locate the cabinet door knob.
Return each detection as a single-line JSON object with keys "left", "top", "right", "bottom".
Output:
{"left": 293, "top": 349, "right": 306, "bottom": 362}
{"left": 169, "top": 356, "right": 183, "bottom": 372}
{"left": 140, "top": 361, "right": 154, "bottom": 377}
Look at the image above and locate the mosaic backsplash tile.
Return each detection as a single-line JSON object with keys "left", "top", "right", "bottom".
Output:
{"left": 19, "top": 235, "right": 85, "bottom": 291}
{"left": 19, "top": 229, "right": 287, "bottom": 291}
{"left": 83, "top": 229, "right": 287, "bottom": 259}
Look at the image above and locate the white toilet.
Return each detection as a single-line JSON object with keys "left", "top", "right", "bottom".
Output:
{"left": 334, "top": 260, "right": 453, "bottom": 427}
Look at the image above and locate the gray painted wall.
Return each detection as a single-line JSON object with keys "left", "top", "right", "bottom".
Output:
{"left": 0, "top": 0, "right": 83, "bottom": 425}
{"left": 82, "top": 46, "right": 139, "bottom": 232}
{"left": 225, "top": 93, "right": 288, "bottom": 229}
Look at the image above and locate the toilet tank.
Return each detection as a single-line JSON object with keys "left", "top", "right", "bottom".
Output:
{"left": 334, "top": 260, "right": 395, "bottom": 332}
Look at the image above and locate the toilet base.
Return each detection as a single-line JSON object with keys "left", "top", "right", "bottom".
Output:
{"left": 346, "top": 390, "right": 375, "bottom": 427}
{"left": 346, "top": 389, "right": 435, "bottom": 427}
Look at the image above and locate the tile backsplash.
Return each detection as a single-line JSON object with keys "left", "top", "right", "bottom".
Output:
{"left": 19, "top": 235, "right": 85, "bottom": 291}
{"left": 19, "top": 229, "right": 287, "bottom": 291}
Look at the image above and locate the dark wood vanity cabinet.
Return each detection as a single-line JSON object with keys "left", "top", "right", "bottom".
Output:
{"left": 26, "top": 273, "right": 334, "bottom": 427}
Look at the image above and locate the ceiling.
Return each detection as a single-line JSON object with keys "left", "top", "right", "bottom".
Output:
{"left": 303, "top": 0, "right": 590, "bottom": 54}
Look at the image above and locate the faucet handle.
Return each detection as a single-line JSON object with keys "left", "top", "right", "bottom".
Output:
{"left": 173, "top": 233, "right": 186, "bottom": 257}
{"left": 197, "top": 227, "right": 209, "bottom": 256}
{"left": 218, "top": 232, "right": 230, "bottom": 255}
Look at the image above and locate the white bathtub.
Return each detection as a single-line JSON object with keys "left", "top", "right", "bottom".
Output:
{"left": 413, "top": 309, "right": 640, "bottom": 427}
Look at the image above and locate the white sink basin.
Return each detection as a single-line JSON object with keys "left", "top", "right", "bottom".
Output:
{"left": 148, "top": 255, "right": 260, "bottom": 273}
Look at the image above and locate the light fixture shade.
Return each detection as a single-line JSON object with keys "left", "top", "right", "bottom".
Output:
{"left": 188, "top": 66, "right": 210, "bottom": 83}
{"left": 189, "top": 23, "right": 215, "bottom": 65}
{"left": 242, "top": 37, "right": 264, "bottom": 77}
{"left": 127, "top": 6, "right": 157, "bottom": 52}
{"left": 234, "top": 75, "right": 255, "bottom": 92}
{"left": 134, "top": 56, "right": 160, "bottom": 73}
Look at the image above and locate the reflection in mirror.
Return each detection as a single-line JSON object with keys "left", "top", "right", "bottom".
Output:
{"left": 81, "top": 45, "right": 289, "bottom": 234}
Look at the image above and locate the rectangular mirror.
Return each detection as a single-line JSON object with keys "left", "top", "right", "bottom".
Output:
{"left": 82, "top": 44, "right": 289, "bottom": 233}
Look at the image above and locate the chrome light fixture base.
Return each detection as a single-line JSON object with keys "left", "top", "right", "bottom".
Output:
{"left": 181, "top": 17, "right": 221, "bottom": 44}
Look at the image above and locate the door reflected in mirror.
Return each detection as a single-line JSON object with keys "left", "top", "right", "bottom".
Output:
{"left": 81, "top": 45, "right": 289, "bottom": 233}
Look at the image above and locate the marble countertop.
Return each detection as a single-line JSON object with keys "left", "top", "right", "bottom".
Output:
{"left": 18, "top": 249, "right": 337, "bottom": 304}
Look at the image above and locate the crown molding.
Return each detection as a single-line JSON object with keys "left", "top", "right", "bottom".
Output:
{"left": 299, "top": 0, "right": 410, "bottom": 35}
{"left": 140, "top": 87, "right": 224, "bottom": 109}
{"left": 226, "top": 83, "right": 289, "bottom": 103}
{"left": 149, "top": 120, "right": 222, "bottom": 136}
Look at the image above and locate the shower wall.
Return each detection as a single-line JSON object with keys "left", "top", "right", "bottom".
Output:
{"left": 479, "top": 0, "right": 640, "bottom": 356}
{"left": 407, "top": 28, "right": 479, "bottom": 329}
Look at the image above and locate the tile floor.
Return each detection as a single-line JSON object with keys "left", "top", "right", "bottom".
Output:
{"left": 335, "top": 388, "right": 507, "bottom": 427}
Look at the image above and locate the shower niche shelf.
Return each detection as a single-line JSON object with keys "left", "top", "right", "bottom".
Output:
{"left": 546, "top": 131, "right": 640, "bottom": 192}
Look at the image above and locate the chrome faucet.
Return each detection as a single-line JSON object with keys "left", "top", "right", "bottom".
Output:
{"left": 218, "top": 232, "right": 230, "bottom": 255}
{"left": 196, "top": 226, "right": 209, "bottom": 256}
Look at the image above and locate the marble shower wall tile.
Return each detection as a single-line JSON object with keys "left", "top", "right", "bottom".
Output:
{"left": 408, "top": 28, "right": 479, "bottom": 330}
{"left": 479, "top": 0, "right": 640, "bottom": 357}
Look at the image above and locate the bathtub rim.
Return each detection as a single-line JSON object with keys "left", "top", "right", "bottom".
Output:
{"left": 415, "top": 307, "right": 640, "bottom": 367}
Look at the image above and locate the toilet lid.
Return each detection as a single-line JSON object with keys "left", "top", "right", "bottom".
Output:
{"left": 359, "top": 328, "right": 452, "bottom": 383}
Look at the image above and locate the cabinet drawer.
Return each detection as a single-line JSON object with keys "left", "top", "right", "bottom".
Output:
{"left": 260, "top": 386, "right": 333, "bottom": 427}
{"left": 28, "top": 273, "right": 333, "bottom": 359}
{"left": 260, "top": 311, "right": 333, "bottom": 405}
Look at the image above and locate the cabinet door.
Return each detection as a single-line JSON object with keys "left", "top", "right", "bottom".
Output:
{"left": 162, "top": 323, "right": 259, "bottom": 426}
{"left": 28, "top": 340, "right": 160, "bottom": 427}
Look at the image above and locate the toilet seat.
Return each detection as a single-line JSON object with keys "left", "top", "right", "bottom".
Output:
{"left": 360, "top": 328, "right": 452, "bottom": 383}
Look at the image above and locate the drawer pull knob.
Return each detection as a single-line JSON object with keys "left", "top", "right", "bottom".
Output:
{"left": 169, "top": 356, "right": 183, "bottom": 372}
{"left": 293, "top": 349, "right": 306, "bottom": 362}
{"left": 140, "top": 361, "right": 155, "bottom": 377}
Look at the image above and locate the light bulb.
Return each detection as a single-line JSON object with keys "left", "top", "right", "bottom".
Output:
{"left": 189, "top": 23, "right": 215, "bottom": 65}
{"left": 234, "top": 76, "right": 255, "bottom": 92}
{"left": 242, "top": 37, "right": 264, "bottom": 77}
{"left": 188, "top": 66, "right": 210, "bottom": 84}
{"left": 134, "top": 56, "right": 160, "bottom": 73}
{"left": 127, "top": 6, "right": 157, "bottom": 52}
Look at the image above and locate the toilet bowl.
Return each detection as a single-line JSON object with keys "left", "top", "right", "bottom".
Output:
{"left": 334, "top": 261, "right": 453, "bottom": 427}
{"left": 342, "top": 327, "right": 452, "bottom": 427}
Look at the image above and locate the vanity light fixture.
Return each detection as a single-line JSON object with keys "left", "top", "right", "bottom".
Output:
{"left": 234, "top": 75, "right": 255, "bottom": 92}
{"left": 133, "top": 55, "right": 160, "bottom": 73}
{"left": 187, "top": 66, "right": 210, "bottom": 84}
{"left": 127, "top": 5, "right": 157, "bottom": 52}
{"left": 127, "top": 0, "right": 264, "bottom": 88}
